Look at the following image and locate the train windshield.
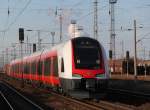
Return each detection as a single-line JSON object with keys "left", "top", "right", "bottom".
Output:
{"left": 73, "top": 38, "right": 101, "bottom": 69}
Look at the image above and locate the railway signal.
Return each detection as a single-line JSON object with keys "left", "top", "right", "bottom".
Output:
{"left": 126, "top": 51, "right": 130, "bottom": 76}
{"left": 33, "top": 44, "right": 36, "bottom": 52}
{"left": 19, "top": 28, "right": 24, "bottom": 88}
{"left": 19, "top": 28, "right": 24, "bottom": 43}
{"left": 109, "top": 50, "right": 112, "bottom": 59}
{"left": 126, "top": 51, "right": 130, "bottom": 60}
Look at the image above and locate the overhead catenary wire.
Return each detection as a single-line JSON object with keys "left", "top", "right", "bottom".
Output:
{"left": 71, "top": 0, "right": 84, "bottom": 7}
{"left": 4, "top": 0, "right": 32, "bottom": 31}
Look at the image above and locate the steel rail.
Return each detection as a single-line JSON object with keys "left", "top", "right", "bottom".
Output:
{"left": 47, "top": 90, "right": 134, "bottom": 110}
{"left": 108, "top": 88, "right": 150, "bottom": 99}
{"left": 1, "top": 82, "right": 44, "bottom": 110}
{"left": 0, "top": 91, "right": 14, "bottom": 110}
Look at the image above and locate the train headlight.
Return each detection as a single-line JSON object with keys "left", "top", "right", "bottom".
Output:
{"left": 96, "top": 60, "right": 100, "bottom": 64}
{"left": 77, "top": 59, "right": 80, "bottom": 64}
{"left": 72, "top": 73, "right": 82, "bottom": 78}
{"left": 96, "top": 74, "right": 105, "bottom": 78}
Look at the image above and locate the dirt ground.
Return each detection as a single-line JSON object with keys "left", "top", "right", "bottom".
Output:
{"left": 111, "top": 74, "right": 150, "bottom": 81}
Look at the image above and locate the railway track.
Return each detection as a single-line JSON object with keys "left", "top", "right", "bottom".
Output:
{"left": 3, "top": 79, "right": 133, "bottom": 110}
{"left": 107, "top": 88, "right": 150, "bottom": 100}
{"left": 1, "top": 77, "right": 143, "bottom": 110}
{"left": 42, "top": 88, "right": 135, "bottom": 110}
{"left": 0, "top": 91, "right": 14, "bottom": 110}
{"left": 0, "top": 81, "right": 44, "bottom": 110}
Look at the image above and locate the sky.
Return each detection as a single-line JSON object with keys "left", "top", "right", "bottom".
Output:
{"left": 0, "top": 0, "right": 150, "bottom": 64}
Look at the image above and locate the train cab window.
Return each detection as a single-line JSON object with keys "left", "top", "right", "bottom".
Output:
{"left": 73, "top": 38, "right": 101, "bottom": 70}
{"left": 38, "top": 61, "right": 43, "bottom": 75}
{"left": 53, "top": 56, "right": 58, "bottom": 76}
{"left": 61, "top": 58, "right": 64, "bottom": 72}
{"left": 44, "top": 58, "right": 51, "bottom": 76}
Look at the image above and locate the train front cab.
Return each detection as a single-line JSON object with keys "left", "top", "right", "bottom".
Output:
{"left": 60, "top": 37, "right": 109, "bottom": 99}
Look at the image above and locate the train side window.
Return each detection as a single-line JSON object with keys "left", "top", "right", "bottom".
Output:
{"left": 24, "top": 63, "right": 27, "bottom": 74}
{"left": 31, "top": 62, "right": 36, "bottom": 74}
{"left": 27, "top": 63, "right": 30, "bottom": 74}
{"left": 18, "top": 64, "right": 20, "bottom": 74}
{"left": 38, "top": 61, "right": 43, "bottom": 75}
{"left": 25, "top": 63, "right": 29, "bottom": 74}
{"left": 34, "top": 62, "right": 36, "bottom": 74}
{"left": 16, "top": 64, "right": 18, "bottom": 74}
{"left": 23, "top": 64, "right": 25, "bottom": 73}
{"left": 31, "top": 62, "right": 34, "bottom": 74}
{"left": 17, "top": 64, "right": 19, "bottom": 73}
{"left": 61, "top": 58, "right": 64, "bottom": 72}
{"left": 53, "top": 56, "right": 58, "bottom": 76}
{"left": 15, "top": 64, "right": 17, "bottom": 73}
{"left": 20, "top": 63, "right": 23, "bottom": 73}
{"left": 44, "top": 58, "right": 51, "bottom": 76}
{"left": 14, "top": 65, "right": 16, "bottom": 73}
{"left": 28, "top": 63, "right": 31, "bottom": 74}
{"left": 26, "top": 63, "right": 28, "bottom": 74}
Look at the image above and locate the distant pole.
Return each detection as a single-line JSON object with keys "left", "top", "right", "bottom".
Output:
{"left": 127, "top": 60, "right": 129, "bottom": 76}
{"left": 109, "top": 0, "right": 117, "bottom": 75}
{"left": 143, "top": 47, "right": 146, "bottom": 77}
{"left": 149, "top": 51, "right": 150, "bottom": 59}
{"left": 93, "top": 0, "right": 98, "bottom": 40}
{"left": 37, "top": 30, "right": 41, "bottom": 51}
{"left": 2, "top": 51, "right": 4, "bottom": 67}
{"left": 51, "top": 32, "right": 55, "bottom": 46}
{"left": 126, "top": 51, "right": 129, "bottom": 76}
{"left": 12, "top": 44, "right": 16, "bottom": 60}
{"left": 109, "top": 0, "right": 117, "bottom": 59}
{"left": 134, "top": 20, "right": 137, "bottom": 79}
{"left": 19, "top": 28, "right": 24, "bottom": 88}
{"left": 6, "top": 48, "right": 9, "bottom": 64}
{"left": 71, "top": 20, "right": 76, "bottom": 38}
{"left": 29, "top": 43, "right": 32, "bottom": 54}
{"left": 59, "top": 15, "right": 62, "bottom": 42}
{"left": 20, "top": 43, "right": 24, "bottom": 88}
{"left": 121, "top": 40, "right": 124, "bottom": 58}
{"left": 144, "top": 64, "right": 147, "bottom": 77}
{"left": 26, "top": 36, "right": 28, "bottom": 54}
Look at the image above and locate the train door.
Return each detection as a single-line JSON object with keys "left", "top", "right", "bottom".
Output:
{"left": 51, "top": 56, "right": 59, "bottom": 86}
{"left": 43, "top": 57, "right": 51, "bottom": 84}
{"left": 31, "top": 61, "right": 36, "bottom": 80}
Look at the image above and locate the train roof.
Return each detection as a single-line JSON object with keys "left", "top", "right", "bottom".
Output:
{"left": 24, "top": 36, "right": 97, "bottom": 58}
{"left": 10, "top": 36, "right": 101, "bottom": 64}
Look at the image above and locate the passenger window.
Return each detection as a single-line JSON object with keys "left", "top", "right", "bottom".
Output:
{"left": 38, "top": 61, "right": 43, "bottom": 75}
{"left": 44, "top": 58, "right": 51, "bottom": 76}
{"left": 61, "top": 58, "right": 64, "bottom": 72}
{"left": 31, "top": 62, "right": 36, "bottom": 74}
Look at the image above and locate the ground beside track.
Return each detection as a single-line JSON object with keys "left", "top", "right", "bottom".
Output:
{"left": 111, "top": 74, "right": 150, "bottom": 81}
{"left": 0, "top": 73, "right": 150, "bottom": 110}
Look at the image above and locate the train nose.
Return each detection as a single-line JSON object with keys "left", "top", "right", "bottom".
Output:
{"left": 85, "top": 79, "right": 95, "bottom": 89}
{"left": 81, "top": 79, "right": 96, "bottom": 90}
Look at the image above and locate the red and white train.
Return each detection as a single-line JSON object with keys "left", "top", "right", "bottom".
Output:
{"left": 5, "top": 37, "right": 109, "bottom": 98}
